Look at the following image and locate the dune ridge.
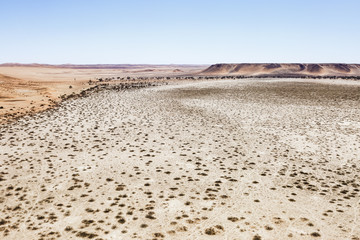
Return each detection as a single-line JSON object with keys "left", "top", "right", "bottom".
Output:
{"left": 201, "top": 63, "right": 360, "bottom": 76}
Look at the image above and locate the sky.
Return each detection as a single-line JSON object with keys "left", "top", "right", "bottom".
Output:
{"left": 1, "top": 0, "right": 359, "bottom": 64}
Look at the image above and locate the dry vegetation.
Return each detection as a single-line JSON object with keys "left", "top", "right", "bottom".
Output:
{"left": 1, "top": 78, "right": 360, "bottom": 239}
{"left": 0, "top": 65, "right": 204, "bottom": 123}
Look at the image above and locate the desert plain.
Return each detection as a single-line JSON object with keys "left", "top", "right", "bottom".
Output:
{"left": 0, "top": 64, "right": 204, "bottom": 123}
{"left": 1, "top": 65, "right": 360, "bottom": 240}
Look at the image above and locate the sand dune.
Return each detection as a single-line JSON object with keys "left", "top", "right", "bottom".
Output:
{"left": 201, "top": 63, "right": 360, "bottom": 76}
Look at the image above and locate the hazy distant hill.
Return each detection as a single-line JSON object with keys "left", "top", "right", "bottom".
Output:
{"left": 201, "top": 63, "right": 360, "bottom": 77}
{"left": 0, "top": 63, "right": 205, "bottom": 69}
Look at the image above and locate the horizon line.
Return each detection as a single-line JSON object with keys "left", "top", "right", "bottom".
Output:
{"left": 1, "top": 62, "right": 360, "bottom": 66}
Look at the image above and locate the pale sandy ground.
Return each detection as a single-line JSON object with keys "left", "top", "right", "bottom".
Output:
{"left": 1, "top": 79, "right": 360, "bottom": 240}
{"left": 0, "top": 66, "right": 203, "bottom": 123}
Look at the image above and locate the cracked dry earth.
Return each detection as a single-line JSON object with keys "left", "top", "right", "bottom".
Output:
{"left": 1, "top": 79, "right": 360, "bottom": 240}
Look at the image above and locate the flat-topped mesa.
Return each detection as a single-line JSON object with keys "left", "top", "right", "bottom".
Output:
{"left": 200, "top": 63, "right": 360, "bottom": 77}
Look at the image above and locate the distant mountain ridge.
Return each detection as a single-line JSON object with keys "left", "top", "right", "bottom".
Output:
{"left": 0, "top": 63, "right": 205, "bottom": 69}
{"left": 201, "top": 63, "right": 360, "bottom": 76}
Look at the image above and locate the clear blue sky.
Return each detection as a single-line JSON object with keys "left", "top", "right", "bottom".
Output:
{"left": 1, "top": 0, "right": 359, "bottom": 64}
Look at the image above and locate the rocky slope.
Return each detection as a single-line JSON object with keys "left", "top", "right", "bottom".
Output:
{"left": 201, "top": 63, "right": 360, "bottom": 77}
